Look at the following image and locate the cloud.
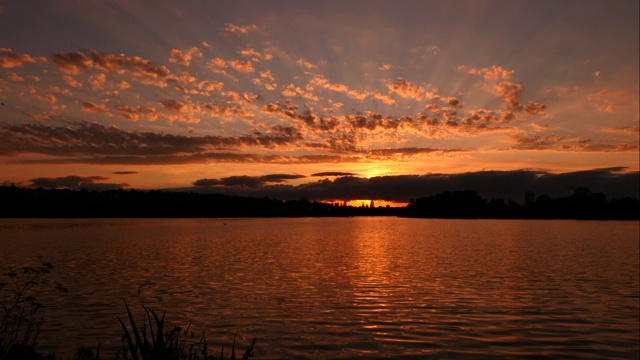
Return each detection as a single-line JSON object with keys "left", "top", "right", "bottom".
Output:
{"left": 88, "top": 73, "right": 107, "bottom": 90}
{"left": 203, "top": 101, "right": 251, "bottom": 118}
{"left": 372, "top": 92, "right": 396, "bottom": 105}
{"left": 197, "top": 80, "right": 224, "bottom": 92}
{"left": 378, "top": 64, "right": 392, "bottom": 71}
{"left": 459, "top": 65, "right": 515, "bottom": 80}
{"left": 92, "top": 51, "right": 170, "bottom": 78}
{"left": 51, "top": 51, "right": 93, "bottom": 74}
{"left": 297, "top": 58, "right": 317, "bottom": 69}
{"left": 0, "top": 48, "right": 47, "bottom": 68}
{"left": 495, "top": 81, "right": 546, "bottom": 115}
{"left": 447, "top": 97, "right": 462, "bottom": 108}
{"left": 409, "top": 45, "right": 440, "bottom": 60}
{"left": 6, "top": 72, "right": 24, "bottom": 82}
{"left": 506, "top": 133, "right": 638, "bottom": 152}
{"left": 495, "top": 81, "right": 523, "bottom": 109}
{"left": 312, "top": 172, "right": 358, "bottom": 177}
{"left": 309, "top": 75, "right": 369, "bottom": 101}
{"left": 168, "top": 47, "right": 202, "bottom": 67}
{"left": 62, "top": 75, "right": 83, "bottom": 88}
{"left": 193, "top": 173, "right": 305, "bottom": 188}
{"left": 160, "top": 99, "right": 186, "bottom": 113}
{"left": 28, "top": 175, "right": 128, "bottom": 191}
{"left": 113, "top": 171, "right": 138, "bottom": 175}
{"left": 0, "top": 120, "right": 306, "bottom": 160}
{"left": 229, "top": 59, "right": 255, "bottom": 73}
{"left": 224, "top": 23, "right": 257, "bottom": 35}
{"left": 603, "top": 126, "right": 640, "bottom": 134}
{"left": 387, "top": 78, "right": 428, "bottom": 101}
{"left": 116, "top": 105, "right": 158, "bottom": 122}
{"left": 81, "top": 101, "right": 110, "bottom": 114}
{"left": 185, "top": 169, "right": 639, "bottom": 202}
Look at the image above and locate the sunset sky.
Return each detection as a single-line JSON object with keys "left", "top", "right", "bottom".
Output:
{"left": 1, "top": 0, "right": 638, "bottom": 203}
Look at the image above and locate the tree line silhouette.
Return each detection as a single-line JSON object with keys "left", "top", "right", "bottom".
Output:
{"left": 0, "top": 185, "right": 637, "bottom": 219}
{"left": 403, "top": 188, "right": 639, "bottom": 220}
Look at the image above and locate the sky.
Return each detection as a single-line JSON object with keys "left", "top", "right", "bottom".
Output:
{"left": 0, "top": 0, "right": 638, "bottom": 204}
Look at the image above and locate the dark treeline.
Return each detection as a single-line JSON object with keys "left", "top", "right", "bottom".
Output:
{"left": 402, "top": 188, "right": 640, "bottom": 220}
{"left": 0, "top": 185, "right": 395, "bottom": 218}
{"left": 0, "top": 185, "right": 638, "bottom": 219}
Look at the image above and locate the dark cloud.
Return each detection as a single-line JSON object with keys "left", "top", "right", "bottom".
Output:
{"left": 0, "top": 121, "right": 305, "bottom": 160}
{"left": 160, "top": 99, "right": 186, "bottom": 113}
{"left": 51, "top": 51, "right": 93, "bottom": 74}
{"left": 113, "top": 171, "right": 138, "bottom": 175}
{"left": 184, "top": 169, "right": 639, "bottom": 202}
{"left": 506, "top": 133, "right": 638, "bottom": 152}
{"left": 312, "top": 172, "right": 358, "bottom": 177}
{"left": 51, "top": 50, "right": 171, "bottom": 81}
{"left": 194, "top": 173, "right": 305, "bottom": 188}
{"left": 1, "top": 121, "right": 468, "bottom": 165}
{"left": 92, "top": 51, "right": 170, "bottom": 78}
{"left": 28, "top": 175, "right": 128, "bottom": 191}
{"left": 81, "top": 101, "right": 110, "bottom": 114}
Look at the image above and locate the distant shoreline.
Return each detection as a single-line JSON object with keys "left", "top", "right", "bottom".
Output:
{"left": 1, "top": 186, "right": 638, "bottom": 220}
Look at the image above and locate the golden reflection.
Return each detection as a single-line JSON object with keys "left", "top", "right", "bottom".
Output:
{"left": 348, "top": 219, "right": 396, "bottom": 320}
{"left": 322, "top": 199, "right": 408, "bottom": 207}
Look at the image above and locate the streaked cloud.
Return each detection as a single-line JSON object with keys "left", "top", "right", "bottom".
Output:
{"left": 194, "top": 173, "right": 306, "bottom": 188}
{"left": 28, "top": 175, "right": 128, "bottom": 191}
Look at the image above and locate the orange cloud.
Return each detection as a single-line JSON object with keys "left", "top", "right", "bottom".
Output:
{"left": 460, "top": 65, "right": 515, "bottom": 80}
{"left": 160, "top": 99, "right": 186, "bottom": 113}
{"left": 603, "top": 126, "right": 640, "bottom": 134}
{"left": 495, "top": 81, "right": 523, "bottom": 110}
{"left": 229, "top": 59, "right": 255, "bottom": 73}
{"left": 81, "top": 101, "right": 110, "bottom": 114}
{"left": 6, "top": 72, "right": 24, "bottom": 82}
{"left": 88, "top": 73, "right": 107, "bottom": 91}
{"left": 62, "top": 75, "right": 82, "bottom": 88}
{"left": 92, "top": 52, "right": 170, "bottom": 78}
{"left": 0, "top": 48, "right": 47, "bottom": 68}
{"left": 49, "top": 86, "right": 73, "bottom": 97}
{"left": 297, "top": 58, "right": 317, "bottom": 69}
{"left": 51, "top": 51, "right": 92, "bottom": 74}
{"left": 116, "top": 105, "right": 158, "bottom": 122}
{"left": 224, "top": 23, "right": 257, "bottom": 35}
{"left": 169, "top": 47, "right": 202, "bottom": 67}
{"left": 387, "top": 78, "right": 426, "bottom": 101}
{"left": 373, "top": 92, "right": 396, "bottom": 105}
{"left": 197, "top": 80, "right": 224, "bottom": 92}
{"left": 310, "top": 75, "right": 368, "bottom": 100}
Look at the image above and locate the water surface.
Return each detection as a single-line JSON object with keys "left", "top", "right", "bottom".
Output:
{"left": 0, "top": 218, "right": 638, "bottom": 359}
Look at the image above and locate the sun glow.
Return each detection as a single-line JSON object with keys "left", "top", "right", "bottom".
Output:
{"left": 324, "top": 199, "right": 407, "bottom": 208}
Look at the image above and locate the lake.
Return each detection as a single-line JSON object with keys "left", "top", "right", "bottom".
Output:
{"left": 0, "top": 218, "right": 638, "bottom": 359}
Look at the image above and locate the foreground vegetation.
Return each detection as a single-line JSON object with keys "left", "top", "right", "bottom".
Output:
{"left": 0, "top": 262, "right": 255, "bottom": 360}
